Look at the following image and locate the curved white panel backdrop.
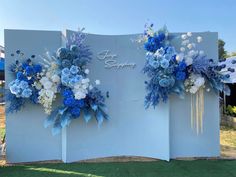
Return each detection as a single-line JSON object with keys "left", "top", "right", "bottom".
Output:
{"left": 5, "top": 29, "right": 219, "bottom": 163}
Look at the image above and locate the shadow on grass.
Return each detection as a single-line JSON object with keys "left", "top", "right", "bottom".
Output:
{"left": 1, "top": 160, "right": 236, "bottom": 177}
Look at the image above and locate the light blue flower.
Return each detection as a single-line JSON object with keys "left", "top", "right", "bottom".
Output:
{"left": 166, "top": 47, "right": 175, "bottom": 55}
{"left": 61, "top": 76, "right": 70, "bottom": 86}
{"left": 160, "top": 59, "right": 169, "bottom": 69}
{"left": 19, "top": 81, "right": 29, "bottom": 90}
{"left": 164, "top": 54, "right": 172, "bottom": 60}
{"left": 10, "top": 85, "right": 21, "bottom": 95}
{"left": 62, "top": 68, "right": 70, "bottom": 76}
{"left": 21, "top": 88, "right": 32, "bottom": 98}
{"left": 70, "top": 65, "right": 79, "bottom": 75}
{"left": 159, "top": 78, "right": 171, "bottom": 87}
{"left": 149, "top": 60, "right": 159, "bottom": 69}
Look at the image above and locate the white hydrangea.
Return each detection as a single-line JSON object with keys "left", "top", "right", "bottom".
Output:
{"left": 73, "top": 78, "right": 90, "bottom": 100}
{"left": 197, "top": 36, "right": 203, "bottom": 43}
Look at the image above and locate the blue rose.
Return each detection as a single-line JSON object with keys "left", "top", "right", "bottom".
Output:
{"left": 176, "top": 71, "right": 186, "bottom": 81}
{"left": 178, "top": 61, "right": 187, "bottom": 71}
{"left": 57, "top": 47, "right": 69, "bottom": 59}
{"left": 9, "top": 85, "right": 21, "bottom": 95}
{"left": 19, "top": 81, "right": 29, "bottom": 89}
{"left": 25, "top": 66, "right": 34, "bottom": 76}
{"left": 61, "top": 59, "right": 72, "bottom": 68}
{"left": 70, "top": 65, "right": 79, "bottom": 75}
{"left": 63, "top": 89, "right": 73, "bottom": 98}
{"left": 63, "top": 97, "right": 76, "bottom": 107}
{"left": 160, "top": 59, "right": 169, "bottom": 69}
{"left": 159, "top": 78, "right": 171, "bottom": 87}
{"left": 16, "top": 71, "right": 25, "bottom": 81}
{"left": 62, "top": 68, "right": 70, "bottom": 76}
{"left": 75, "top": 99, "right": 85, "bottom": 108}
{"left": 33, "top": 64, "right": 42, "bottom": 73}
{"left": 70, "top": 107, "right": 81, "bottom": 117}
{"left": 21, "top": 88, "right": 32, "bottom": 98}
{"left": 61, "top": 76, "right": 70, "bottom": 86}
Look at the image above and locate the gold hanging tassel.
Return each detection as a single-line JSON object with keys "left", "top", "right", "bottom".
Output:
{"left": 191, "top": 88, "right": 204, "bottom": 134}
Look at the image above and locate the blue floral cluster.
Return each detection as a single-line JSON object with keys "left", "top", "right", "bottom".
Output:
{"left": 143, "top": 45, "right": 187, "bottom": 108}
{"left": 6, "top": 51, "right": 42, "bottom": 113}
{"left": 142, "top": 24, "right": 236, "bottom": 108}
{"left": 61, "top": 66, "right": 82, "bottom": 88}
{"left": 44, "top": 31, "right": 109, "bottom": 135}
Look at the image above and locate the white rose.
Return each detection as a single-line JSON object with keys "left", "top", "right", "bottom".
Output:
{"left": 84, "top": 69, "right": 90, "bottom": 74}
{"left": 194, "top": 77, "right": 205, "bottom": 87}
{"left": 180, "top": 47, "right": 185, "bottom": 52}
{"left": 197, "top": 36, "right": 203, "bottom": 43}
{"left": 74, "top": 91, "right": 86, "bottom": 100}
{"left": 51, "top": 74, "right": 60, "bottom": 83}
{"left": 187, "top": 43, "right": 193, "bottom": 49}
{"left": 181, "top": 34, "right": 187, "bottom": 40}
{"left": 185, "top": 57, "right": 193, "bottom": 66}
{"left": 95, "top": 80, "right": 101, "bottom": 85}
{"left": 187, "top": 32, "right": 192, "bottom": 37}
{"left": 40, "top": 77, "right": 49, "bottom": 84}
{"left": 82, "top": 78, "right": 90, "bottom": 84}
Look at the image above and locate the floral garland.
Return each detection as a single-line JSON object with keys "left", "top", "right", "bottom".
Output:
{"left": 7, "top": 30, "right": 109, "bottom": 135}
{"left": 142, "top": 23, "right": 236, "bottom": 133}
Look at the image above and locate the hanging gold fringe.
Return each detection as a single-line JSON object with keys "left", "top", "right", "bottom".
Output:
{"left": 191, "top": 88, "right": 204, "bottom": 134}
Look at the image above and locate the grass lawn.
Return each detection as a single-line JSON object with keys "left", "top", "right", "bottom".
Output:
{"left": 0, "top": 160, "right": 236, "bottom": 177}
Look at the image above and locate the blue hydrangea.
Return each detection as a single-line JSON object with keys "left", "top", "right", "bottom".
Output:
{"left": 33, "top": 64, "right": 42, "bottom": 73}
{"left": 25, "top": 66, "right": 34, "bottom": 76}
{"left": 21, "top": 88, "right": 32, "bottom": 98}
{"left": 160, "top": 59, "right": 169, "bottom": 69}
{"left": 70, "top": 107, "right": 81, "bottom": 117}
{"left": 176, "top": 71, "right": 186, "bottom": 81}
{"left": 19, "top": 81, "right": 29, "bottom": 89}
{"left": 62, "top": 68, "right": 70, "bottom": 76}
{"left": 70, "top": 65, "right": 79, "bottom": 74}
{"left": 16, "top": 71, "right": 25, "bottom": 81}
{"left": 63, "top": 97, "right": 76, "bottom": 107}
{"left": 63, "top": 89, "right": 73, "bottom": 98}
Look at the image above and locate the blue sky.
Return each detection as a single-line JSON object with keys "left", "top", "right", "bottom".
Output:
{"left": 0, "top": 0, "right": 235, "bottom": 53}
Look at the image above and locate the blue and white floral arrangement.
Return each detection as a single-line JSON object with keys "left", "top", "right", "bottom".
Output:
{"left": 7, "top": 29, "right": 109, "bottom": 135}
{"left": 141, "top": 23, "right": 236, "bottom": 133}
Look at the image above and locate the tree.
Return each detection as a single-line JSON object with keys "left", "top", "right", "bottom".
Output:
{"left": 218, "top": 39, "right": 227, "bottom": 59}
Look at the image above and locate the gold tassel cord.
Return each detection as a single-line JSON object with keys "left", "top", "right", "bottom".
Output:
{"left": 191, "top": 88, "right": 205, "bottom": 134}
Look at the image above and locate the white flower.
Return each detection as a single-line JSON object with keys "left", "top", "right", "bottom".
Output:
{"left": 45, "top": 90, "right": 54, "bottom": 100}
{"left": 51, "top": 74, "right": 60, "bottom": 83}
{"left": 176, "top": 53, "right": 184, "bottom": 61}
{"left": 190, "top": 86, "right": 199, "bottom": 94}
{"left": 197, "top": 36, "right": 203, "bottom": 43}
{"left": 43, "top": 81, "right": 53, "bottom": 89}
{"left": 181, "top": 34, "right": 188, "bottom": 40}
{"left": 74, "top": 91, "right": 86, "bottom": 100}
{"left": 187, "top": 32, "right": 192, "bottom": 37}
{"left": 180, "top": 47, "right": 185, "bottom": 52}
{"left": 89, "top": 85, "right": 93, "bottom": 90}
{"left": 185, "top": 57, "right": 193, "bottom": 66}
{"left": 82, "top": 78, "right": 90, "bottom": 84}
{"left": 199, "top": 50, "right": 205, "bottom": 56}
{"left": 194, "top": 77, "right": 205, "bottom": 87}
{"left": 95, "top": 80, "right": 101, "bottom": 85}
{"left": 182, "top": 40, "right": 190, "bottom": 46}
{"left": 84, "top": 69, "right": 90, "bottom": 74}
{"left": 187, "top": 43, "right": 193, "bottom": 49}
{"left": 40, "top": 77, "right": 49, "bottom": 84}
{"left": 206, "top": 88, "right": 211, "bottom": 92}
{"left": 188, "top": 50, "right": 197, "bottom": 57}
